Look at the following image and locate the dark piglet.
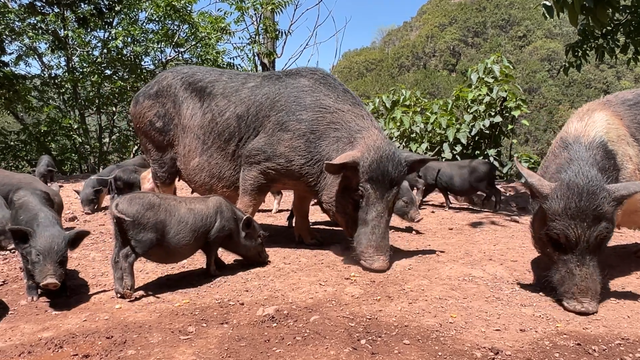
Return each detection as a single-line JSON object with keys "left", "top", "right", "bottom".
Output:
{"left": 105, "top": 166, "right": 147, "bottom": 200}
{"left": 285, "top": 180, "right": 422, "bottom": 228}
{"left": 74, "top": 155, "right": 150, "bottom": 214}
{"left": 393, "top": 180, "right": 422, "bottom": 222}
{"left": 0, "top": 197, "right": 13, "bottom": 251}
{"left": 7, "top": 188, "right": 90, "bottom": 301}
{"left": 110, "top": 192, "right": 269, "bottom": 299}
{"left": 412, "top": 159, "right": 501, "bottom": 211}
{"left": 0, "top": 169, "right": 64, "bottom": 217}
{"left": 514, "top": 88, "right": 640, "bottom": 315}
{"left": 34, "top": 155, "right": 57, "bottom": 185}
{"left": 131, "top": 66, "right": 433, "bottom": 272}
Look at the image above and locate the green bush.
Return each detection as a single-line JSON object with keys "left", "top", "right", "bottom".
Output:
{"left": 366, "top": 54, "right": 539, "bottom": 177}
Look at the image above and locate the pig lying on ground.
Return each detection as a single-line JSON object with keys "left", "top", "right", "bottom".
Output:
{"left": 514, "top": 88, "right": 640, "bottom": 315}
{"left": 74, "top": 155, "right": 150, "bottom": 214}
{"left": 285, "top": 180, "right": 422, "bottom": 228}
{"left": 34, "top": 155, "right": 57, "bottom": 185}
{"left": 110, "top": 192, "right": 270, "bottom": 299}
{"left": 130, "top": 66, "right": 432, "bottom": 272}
{"left": 7, "top": 188, "right": 90, "bottom": 301}
{"left": 408, "top": 159, "right": 501, "bottom": 211}
{"left": 0, "top": 197, "right": 13, "bottom": 251}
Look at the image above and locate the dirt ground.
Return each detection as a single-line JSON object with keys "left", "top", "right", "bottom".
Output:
{"left": 2, "top": 179, "right": 640, "bottom": 360}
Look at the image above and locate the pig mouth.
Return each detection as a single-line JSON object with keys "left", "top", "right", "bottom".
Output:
{"left": 561, "top": 298, "right": 599, "bottom": 315}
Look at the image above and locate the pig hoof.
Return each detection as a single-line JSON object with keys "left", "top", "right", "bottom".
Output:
{"left": 122, "top": 290, "right": 134, "bottom": 299}
{"left": 296, "top": 235, "right": 322, "bottom": 246}
{"left": 27, "top": 295, "right": 39, "bottom": 302}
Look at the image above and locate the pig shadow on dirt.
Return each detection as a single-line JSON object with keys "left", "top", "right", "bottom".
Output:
{"left": 45, "top": 269, "right": 108, "bottom": 311}
{"left": 0, "top": 299, "right": 9, "bottom": 322}
{"left": 518, "top": 242, "right": 640, "bottom": 307}
{"left": 261, "top": 224, "right": 441, "bottom": 269}
{"left": 133, "top": 262, "right": 265, "bottom": 301}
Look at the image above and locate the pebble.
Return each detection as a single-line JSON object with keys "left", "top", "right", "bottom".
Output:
{"left": 402, "top": 340, "right": 410, "bottom": 345}
{"left": 310, "top": 315, "right": 320, "bottom": 322}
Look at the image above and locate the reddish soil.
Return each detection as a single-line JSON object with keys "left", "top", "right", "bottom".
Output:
{"left": 2, "top": 179, "right": 640, "bottom": 360}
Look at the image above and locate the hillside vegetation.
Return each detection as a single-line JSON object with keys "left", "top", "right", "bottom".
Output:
{"left": 332, "top": 0, "right": 640, "bottom": 160}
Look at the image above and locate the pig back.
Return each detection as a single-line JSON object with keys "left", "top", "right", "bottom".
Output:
{"left": 130, "top": 66, "right": 384, "bottom": 196}
{"left": 0, "top": 169, "right": 63, "bottom": 216}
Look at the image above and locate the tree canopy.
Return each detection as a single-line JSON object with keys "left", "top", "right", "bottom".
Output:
{"left": 0, "top": 0, "right": 346, "bottom": 173}
{"left": 542, "top": 0, "right": 640, "bottom": 73}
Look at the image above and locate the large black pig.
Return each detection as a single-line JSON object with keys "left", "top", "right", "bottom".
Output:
{"left": 130, "top": 66, "right": 432, "bottom": 271}
{"left": 514, "top": 88, "right": 640, "bottom": 315}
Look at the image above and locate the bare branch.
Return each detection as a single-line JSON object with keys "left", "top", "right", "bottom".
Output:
{"left": 281, "top": 0, "right": 349, "bottom": 70}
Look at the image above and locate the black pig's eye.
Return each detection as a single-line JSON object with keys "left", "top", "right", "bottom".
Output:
{"left": 547, "top": 233, "right": 567, "bottom": 253}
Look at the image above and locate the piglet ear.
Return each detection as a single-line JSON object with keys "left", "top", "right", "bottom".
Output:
{"left": 64, "top": 229, "right": 91, "bottom": 251}
{"left": 8, "top": 226, "right": 34, "bottom": 250}
{"left": 240, "top": 215, "right": 255, "bottom": 233}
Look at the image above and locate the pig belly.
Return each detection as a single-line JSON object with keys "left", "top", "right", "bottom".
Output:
{"left": 616, "top": 193, "right": 640, "bottom": 230}
{"left": 137, "top": 243, "right": 202, "bottom": 264}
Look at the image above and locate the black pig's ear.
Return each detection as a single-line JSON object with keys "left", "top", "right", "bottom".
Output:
{"left": 324, "top": 150, "right": 361, "bottom": 176}
{"left": 514, "top": 156, "right": 555, "bottom": 199}
{"left": 65, "top": 229, "right": 91, "bottom": 251}
{"left": 240, "top": 215, "right": 256, "bottom": 233}
{"left": 8, "top": 226, "right": 34, "bottom": 251}
{"left": 607, "top": 182, "right": 640, "bottom": 207}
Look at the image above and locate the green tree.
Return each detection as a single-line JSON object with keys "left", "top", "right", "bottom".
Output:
{"left": 541, "top": 0, "right": 640, "bottom": 73}
{"left": 366, "top": 54, "right": 531, "bottom": 176}
{"left": 0, "top": 0, "right": 232, "bottom": 173}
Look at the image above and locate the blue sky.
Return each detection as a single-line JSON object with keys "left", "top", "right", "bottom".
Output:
{"left": 200, "top": 0, "right": 426, "bottom": 71}
{"left": 277, "top": 0, "right": 426, "bottom": 70}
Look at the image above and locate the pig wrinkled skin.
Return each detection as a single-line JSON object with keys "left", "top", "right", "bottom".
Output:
{"left": 110, "top": 192, "right": 269, "bottom": 299}
{"left": 8, "top": 188, "right": 90, "bottom": 301}
{"left": 34, "top": 155, "right": 57, "bottom": 185}
{"left": 130, "top": 65, "right": 433, "bottom": 272}
{"left": 73, "top": 155, "right": 150, "bottom": 214}
{"left": 408, "top": 159, "right": 502, "bottom": 211}
{"left": 514, "top": 88, "right": 640, "bottom": 315}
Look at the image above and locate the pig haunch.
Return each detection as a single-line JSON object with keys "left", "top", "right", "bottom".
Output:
{"left": 110, "top": 192, "right": 269, "bottom": 299}
{"left": 515, "top": 88, "right": 640, "bottom": 315}
{"left": 130, "top": 65, "right": 433, "bottom": 272}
